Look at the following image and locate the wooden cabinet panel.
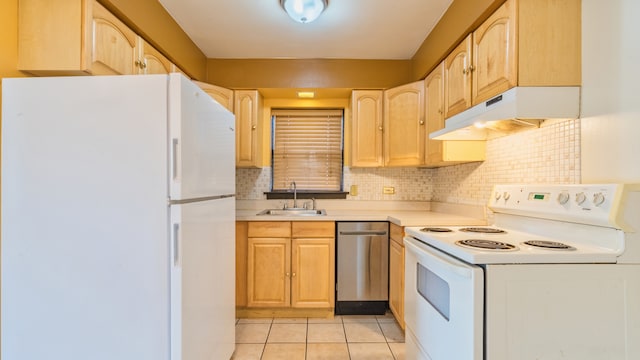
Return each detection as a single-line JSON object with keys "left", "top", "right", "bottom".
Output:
{"left": 425, "top": 62, "right": 486, "bottom": 167}
{"left": 351, "top": 90, "right": 384, "bottom": 167}
{"left": 248, "top": 221, "right": 291, "bottom": 238}
{"left": 472, "top": 0, "right": 517, "bottom": 105}
{"left": 389, "top": 223, "right": 405, "bottom": 329}
{"left": 195, "top": 81, "right": 234, "bottom": 112}
{"left": 247, "top": 237, "right": 290, "bottom": 307}
{"left": 291, "top": 238, "right": 335, "bottom": 308}
{"left": 236, "top": 221, "right": 248, "bottom": 307}
{"left": 292, "top": 221, "right": 335, "bottom": 238}
{"left": 444, "top": 35, "right": 473, "bottom": 118}
{"left": 138, "top": 38, "right": 172, "bottom": 75}
{"left": 383, "top": 81, "right": 425, "bottom": 167}
{"left": 234, "top": 90, "right": 263, "bottom": 168}
{"left": 91, "top": 1, "right": 138, "bottom": 75}
{"left": 389, "top": 237, "right": 405, "bottom": 330}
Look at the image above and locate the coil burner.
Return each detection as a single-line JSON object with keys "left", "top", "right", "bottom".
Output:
{"left": 523, "top": 240, "right": 576, "bottom": 250}
{"left": 420, "top": 227, "right": 453, "bottom": 233}
{"left": 456, "top": 239, "right": 518, "bottom": 251}
{"left": 459, "top": 227, "right": 507, "bottom": 234}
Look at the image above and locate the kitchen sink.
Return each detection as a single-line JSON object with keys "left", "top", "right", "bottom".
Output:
{"left": 257, "top": 208, "right": 327, "bottom": 216}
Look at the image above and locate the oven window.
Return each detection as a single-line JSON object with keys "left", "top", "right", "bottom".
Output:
{"left": 417, "top": 263, "right": 450, "bottom": 321}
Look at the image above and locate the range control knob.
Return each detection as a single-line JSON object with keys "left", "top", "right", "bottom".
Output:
{"left": 503, "top": 192, "right": 511, "bottom": 200}
{"left": 557, "top": 192, "right": 570, "bottom": 205}
{"left": 593, "top": 192, "right": 606, "bottom": 206}
{"left": 495, "top": 192, "right": 502, "bottom": 201}
{"left": 575, "top": 192, "right": 587, "bottom": 205}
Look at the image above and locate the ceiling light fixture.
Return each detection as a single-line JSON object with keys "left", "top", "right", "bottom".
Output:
{"left": 297, "top": 91, "right": 315, "bottom": 98}
{"left": 280, "top": 0, "right": 328, "bottom": 23}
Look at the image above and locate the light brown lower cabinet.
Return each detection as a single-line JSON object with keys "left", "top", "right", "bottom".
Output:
{"left": 239, "top": 221, "right": 335, "bottom": 311}
{"left": 389, "top": 223, "right": 405, "bottom": 329}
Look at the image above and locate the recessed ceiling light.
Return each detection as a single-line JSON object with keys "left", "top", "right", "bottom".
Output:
{"left": 297, "top": 91, "right": 316, "bottom": 98}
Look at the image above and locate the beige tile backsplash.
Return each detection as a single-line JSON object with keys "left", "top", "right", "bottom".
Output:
{"left": 236, "top": 119, "right": 581, "bottom": 205}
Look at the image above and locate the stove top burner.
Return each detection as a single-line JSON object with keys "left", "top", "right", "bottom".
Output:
{"left": 523, "top": 240, "right": 576, "bottom": 250}
{"left": 420, "top": 227, "right": 453, "bottom": 233}
{"left": 456, "top": 239, "right": 518, "bottom": 251}
{"left": 459, "top": 227, "right": 507, "bottom": 234}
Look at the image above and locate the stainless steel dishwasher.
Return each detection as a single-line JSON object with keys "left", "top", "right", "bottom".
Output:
{"left": 336, "top": 221, "right": 389, "bottom": 315}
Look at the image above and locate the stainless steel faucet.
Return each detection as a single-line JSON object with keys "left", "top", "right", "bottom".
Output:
{"left": 290, "top": 181, "right": 298, "bottom": 208}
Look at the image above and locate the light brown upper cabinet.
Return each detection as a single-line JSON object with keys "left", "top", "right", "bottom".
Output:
{"left": 444, "top": 35, "right": 473, "bottom": 118}
{"left": 18, "top": 0, "right": 182, "bottom": 76}
{"left": 234, "top": 90, "right": 263, "bottom": 168}
{"left": 137, "top": 38, "right": 172, "bottom": 75}
{"left": 351, "top": 90, "right": 384, "bottom": 167}
{"left": 443, "top": 0, "right": 580, "bottom": 118}
{"left": 383, "top": 81, "right": 425, "bottom": 167}
{"left": 425, "top": 62, "right": 486, "bottom": 167}
{"left": 195, "top": 82, "right": 235, "bottom": 112}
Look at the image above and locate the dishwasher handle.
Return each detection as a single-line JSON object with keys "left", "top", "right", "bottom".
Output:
{"left": 339, "top": 231, "right": 388, "bottom": 236}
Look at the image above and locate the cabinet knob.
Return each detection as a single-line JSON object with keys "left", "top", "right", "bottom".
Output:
{"left": 251, "top": 125, "right": 257, "bottom": 130}
{"left": 419, "top": 120, "right": 425, "bottom": 125}
{"left": 468, "top": 65, "right": 475, "bottom": 72}
{"left": 286, "top": 272, "right": 290, "bottom": 277}
{"left": 378, "top": 126, "right": 383, "bottom": 131}
{"left": 292, "top": 272, "right": 296, "bottom": 277}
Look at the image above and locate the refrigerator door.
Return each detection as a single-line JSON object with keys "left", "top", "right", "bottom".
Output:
{"left": 170, "top": 197, "right": 236, "bottom": 360}
{"left": 168, "top": 74, "right": 235, "bottom": 200}
{"left": 2, "top": 75, "right": 171, "bottom": 359}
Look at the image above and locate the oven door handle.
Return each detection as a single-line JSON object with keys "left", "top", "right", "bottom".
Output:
{"left": 404, "top": 237, "right": 476, "bottom": 279}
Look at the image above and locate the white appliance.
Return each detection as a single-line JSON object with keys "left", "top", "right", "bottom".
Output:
{"left": 429, "top": 86, "right": 580, "bottom": 140}
{"left": 403, "top": 184, "right": 640, "bottom": 360}
{"left": 1, "top": 74, "right": 236, "bottom": 360}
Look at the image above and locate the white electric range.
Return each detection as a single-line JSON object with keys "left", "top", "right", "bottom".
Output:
{"left": 403, "top": 184, "right": 640, "bottom": 360}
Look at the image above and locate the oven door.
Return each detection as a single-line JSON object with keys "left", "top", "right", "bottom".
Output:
{"left": 404, "top": 236, "right": 484, "bottom": 360}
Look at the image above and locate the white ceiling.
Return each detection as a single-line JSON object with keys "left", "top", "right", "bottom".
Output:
{"left": 157, "top": 0, "right": 453, "bottom": 60}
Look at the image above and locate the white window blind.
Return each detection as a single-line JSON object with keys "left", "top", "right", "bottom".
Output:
{"left": 272, "top": 109, "right": 344, "bottom": 191}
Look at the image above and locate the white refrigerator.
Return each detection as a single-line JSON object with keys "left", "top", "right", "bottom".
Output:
{"left": 1, "top": 74, "right": 236, "bottom": 360}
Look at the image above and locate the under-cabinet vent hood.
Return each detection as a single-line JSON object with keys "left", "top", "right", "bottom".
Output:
{"left": 430, "top": 87, "right": 580, "bottom": 140}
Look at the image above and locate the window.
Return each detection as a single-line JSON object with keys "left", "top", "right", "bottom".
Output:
{"left": 271, "top": 109, "right": 344, "bottom": 193}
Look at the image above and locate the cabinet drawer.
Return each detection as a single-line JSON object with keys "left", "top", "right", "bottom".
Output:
{"left": 248, "top": 221, "right": 291, "bottom": 237}
{"left": 292, "top": 221, "right": 335, "bottom": 238}
{"left": 390, "top": 223, "right": 404, "bottom": 246}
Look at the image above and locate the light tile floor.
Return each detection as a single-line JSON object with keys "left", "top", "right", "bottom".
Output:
{"left": 232, "top": 313, "right": 405, "bottom": 360}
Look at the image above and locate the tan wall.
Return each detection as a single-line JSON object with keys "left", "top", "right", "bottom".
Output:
{"left": 206, "top": 59, "right": 413, "bottom": 91}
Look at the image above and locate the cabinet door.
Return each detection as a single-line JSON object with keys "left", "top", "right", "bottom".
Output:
{"left": 425, "top": 62, "right": 487, "bottom": 167}
{"left": 472, "top": 0, "right": 517, "bottom": 105}
{"left": 389, "top": 238, "right": 405, "bottom": 329}
{"left": 247, "top": 237, "right": 290, "bottom": 307}
{"left": 444, "top": 35, "right": 472, "bottom": 118}
{"left": 236, "top": 222, "right": 248, "bottom": 307}
{"left": 383, "top": 81, "right": 425, "bottom": 167}
{"left": 425, "top": 62, "right": 446, "bottom": 165}
{"left": 234, "top": 90, "right": 263, "bottom": 168}
{"left": 91, "top": 0, "right": 138, "bottom": 75}
{"left": 195, "top": 82, "right": 235, "bottom": 112}
{"left": 291, "top": 238, "right": 335, "bottom": 308}
{"left": 351, "top": 90, "right": 384, "bottom": 167}
{"left": 138, "top": 38, "right": 172, "bottom": 75}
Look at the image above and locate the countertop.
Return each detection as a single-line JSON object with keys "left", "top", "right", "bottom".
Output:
{"left": 236, "top": 201, "right": 487, "bottom": 227}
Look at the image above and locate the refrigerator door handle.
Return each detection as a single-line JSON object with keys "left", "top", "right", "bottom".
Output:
{"left": 172, "top": 223, "right": 180, "bottom": 266}
{"left": 171, "top": 138, "right": 179, "bottom": 181}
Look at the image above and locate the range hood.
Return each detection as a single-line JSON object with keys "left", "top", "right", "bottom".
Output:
{"left": 429, "top": 87, "right": 581, "bottom": 140}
